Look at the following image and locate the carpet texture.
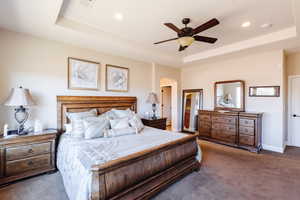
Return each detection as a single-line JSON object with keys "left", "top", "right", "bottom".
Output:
{"left": 0, "top": 140, "right": 299, "bottom": 200}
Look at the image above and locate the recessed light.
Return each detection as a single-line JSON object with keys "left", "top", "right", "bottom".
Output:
{"left": 261, "top": 23, "right": 272, "bottom": 28}
{"left": 241, "top": 21, "right": 251, "bottom": 28}
{"left": 114, "top": 13, "right": 123, "bottom": 21}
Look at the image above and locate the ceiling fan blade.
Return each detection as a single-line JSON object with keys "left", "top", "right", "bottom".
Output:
{"left": 164, "top": 23, "right": 182, "bottom": 33}
{"left": 193, "top": 18, "right": 220, "bottom": 35}
{"left": 154, "top": 38, "right": 178, "bottom": 44}
{"left": 179, "top": 45, "right": 188, "bottom": 51}
{"left": 194, "top": 35, "right": 218, "bottom": 43}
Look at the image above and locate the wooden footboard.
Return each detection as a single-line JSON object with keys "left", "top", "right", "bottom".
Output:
{"left": 90, "top": 134, "right": 200, "bottom": 200}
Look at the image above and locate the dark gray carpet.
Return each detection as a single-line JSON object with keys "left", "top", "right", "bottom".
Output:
{"left": 1, "top": 140, "right": 300, "bottom": 200}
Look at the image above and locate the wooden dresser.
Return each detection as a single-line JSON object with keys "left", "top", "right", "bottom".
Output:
{"left": 198, "top": 110, "right": 263, "bottom": 152}
{"left": 0, "top": 132, "right": 57, "bottom": 185}
{"left": 141, "top": 118, "right": 167, "bottom": 130}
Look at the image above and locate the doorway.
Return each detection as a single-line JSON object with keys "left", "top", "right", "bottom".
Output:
{"left": 288, "top": 75, "right": 300, "bottom": 147}
{"left": 159, "top": 78, "right": 178, "bottom": 131}
{"left": 161, "top": 86, "right": 172, "bottom": 128}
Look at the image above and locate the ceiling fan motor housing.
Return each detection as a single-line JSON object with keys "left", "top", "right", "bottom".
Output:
{"left": 178, "top": 27, "right": 194, "bottom": 37}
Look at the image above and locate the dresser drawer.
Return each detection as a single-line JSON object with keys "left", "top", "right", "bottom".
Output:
{"left": 199, "top": 121, "right": 211, "bottom": 129}
{"left": 211, "top": 131, "right": 236, "bottom": 143}
{"left": 239, "top": 126, "right": 255, "bottom": 136}
{"left": 239, "top": 134, "right": 255, "bottom": 146}
{"left": 212, "top": 116, "right": 236, "bottom": 125}
{"left": 239, "top": 118, "right": 255, "bottom": 127}
{"left": 212, "top": 123, "right": 236, "bottom": 134}
{"left": 199, "top": 114, "right": 211, "bottom": 121}
{"left": 6, "top": 142, "right": 51, "bottom": 161}
{"left": 5, "top": 154, "right": 51, "bottom": 176}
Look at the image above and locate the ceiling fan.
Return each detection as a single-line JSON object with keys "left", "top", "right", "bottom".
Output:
{"left": 154, "top": 18, "right": 220, "bottom": 51}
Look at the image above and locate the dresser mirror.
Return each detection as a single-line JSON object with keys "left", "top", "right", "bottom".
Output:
{"left": 182, "top": 89, "right": 203, "bottom": 133}
{"left": 214, "top": 80, "right": 245, "bottom": 112}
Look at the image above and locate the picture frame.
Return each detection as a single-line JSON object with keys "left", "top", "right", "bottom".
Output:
{"left": 68, "top": 57, "right": 100, "bottom": 91}
{"left": 106, "top": 64, "right": 129, "bottom": 92}
{"left": 249, "top": 86, "right": 280, "bottom": 97}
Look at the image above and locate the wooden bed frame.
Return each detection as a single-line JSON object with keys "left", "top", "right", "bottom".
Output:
{"left": 57, "top": 96, "right": 200, "bottom": 200}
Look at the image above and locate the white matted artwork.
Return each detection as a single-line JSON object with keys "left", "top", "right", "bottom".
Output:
{"left": 106, "top": 65, "right": 129, "bottom": 92}
{"left": 68, "top": 57, "right": 100, "bottom": 90}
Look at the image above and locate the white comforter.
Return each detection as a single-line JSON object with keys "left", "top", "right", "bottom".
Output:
{"left": 57, "top": 126, "right": 202, "bottom": 200}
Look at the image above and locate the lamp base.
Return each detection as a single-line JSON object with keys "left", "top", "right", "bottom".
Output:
{"left": 152, "top": 103, "right": 157, "bottom": 120}
{"left": 15, "top": 106, "right": 29, "bottom": 135}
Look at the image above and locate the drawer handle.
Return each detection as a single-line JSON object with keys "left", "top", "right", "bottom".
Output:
{"left": 28, "top": 149, "right": 34, "bottom": 154}
{"left": 27, "top": 161, "right": 34, "bottom": 166}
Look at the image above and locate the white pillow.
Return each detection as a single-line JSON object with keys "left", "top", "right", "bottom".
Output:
{"left": 66, "top": 109, "right": 97, "bottom": 121}
{"left": 110, "top": 117, "right": 130, "bottom": 129}
{"left": 102, "top": 110, "right": 118, "bottom": 120}
{"left": 83, "top": 116, "right": 109, "bottom": 139}
{"left": 64, "top": 124, "right": 72, "bottom": 134}
{"left": 111, "top": 108, "right": 134, "bottom": 118}
{"left": 66, "top": 109, "right": 98, "bottom": 138}
{"left": 105, "top": 127, "right": 136, "bottom": 137}
{"left": 129, "top": 114, "right": 144, "bottom": 133}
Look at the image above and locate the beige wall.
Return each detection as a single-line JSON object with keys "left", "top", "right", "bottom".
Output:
{"left": 181, "top": 50, "right": 286, "bottom": 152}
{"left": 287, "top": 52, "right": 300, "bottom": 76}
{"left": 0, "top": 29, "right": 180, "bottom": 130}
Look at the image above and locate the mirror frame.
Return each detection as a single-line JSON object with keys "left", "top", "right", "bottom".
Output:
{"left": 249, "top": 86, "right": 280, "bottom": 97}
{"left": 181, "top": 89, "right": 203, "bottom": 133}
{"left": 214, "top": 80, "right": 245, "bottom": 112}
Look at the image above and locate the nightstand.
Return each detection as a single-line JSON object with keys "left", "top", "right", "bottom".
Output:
{"left": 0, "top": 130, "right": 57, "bottom": 185}
{"left": 141, "top": 118, "right": 167, "bottom": 130}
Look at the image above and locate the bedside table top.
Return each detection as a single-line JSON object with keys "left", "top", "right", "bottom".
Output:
{"left": 0, "top": 129, "right": 58, "bottom": 145}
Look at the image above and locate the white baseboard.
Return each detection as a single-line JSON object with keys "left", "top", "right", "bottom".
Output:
{"left": 262, "top": 144, "right": 285, "bottom": 153}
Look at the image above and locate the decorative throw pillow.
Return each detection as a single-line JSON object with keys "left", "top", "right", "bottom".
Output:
{"left": 109, "top": 117, "right": 130, "bottom": 129}
{"left": 69, "top": 118, "right": 86, "bottom": 138}
{"left": 66, "top": 109, "right": 97, "bottom": 138}
{"left": 105, "top": 127, "right": 136, "bottom": 137}
{"left": 129, "top": 114, "right": 144, "bottom": 133}
{"left": 111, "top": 108, "right": 134, "bottom": 118}
{"left": 83, "top": 116, "right": 110, "bottom": 139}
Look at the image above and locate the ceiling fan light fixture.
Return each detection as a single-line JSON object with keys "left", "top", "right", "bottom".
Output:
{"left": 177, "top": 36, "right": 195, "bottom": 47}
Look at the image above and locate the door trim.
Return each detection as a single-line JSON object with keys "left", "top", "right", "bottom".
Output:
{"left": 288, "top": 75, "right": 300, "bottom": 146}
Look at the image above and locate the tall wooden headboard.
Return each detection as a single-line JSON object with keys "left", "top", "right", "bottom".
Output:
{"left": 57, "top": 96, "right": 137, "bottom": 132}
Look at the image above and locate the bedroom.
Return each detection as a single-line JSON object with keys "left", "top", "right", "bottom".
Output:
{"left": 0, "top": 0, "right": 300, "bottom": 199}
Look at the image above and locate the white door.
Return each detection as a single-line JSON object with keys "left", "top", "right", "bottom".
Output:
{"left": 289, "top": 76, "right": 300, "bottom": 147}
{"left": 161, "top": 86, "right": 172, "bottom": 126}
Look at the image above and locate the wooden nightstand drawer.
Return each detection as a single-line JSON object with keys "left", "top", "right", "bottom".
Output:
{"left": 6, "top": 142, "right": 51, "bottom": 161}
{"left": 6, "top": 154, "right": 51, "bottom": 176}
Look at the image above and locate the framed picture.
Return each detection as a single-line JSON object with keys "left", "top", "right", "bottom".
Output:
{"left": 68, "top": 57, "right": 100, "bottom": 90}
{"left": 106, "top": 64, "right": 129, "bottom": 92}
{"left": 249, "top": 86, "right": 280, "bottom": 97}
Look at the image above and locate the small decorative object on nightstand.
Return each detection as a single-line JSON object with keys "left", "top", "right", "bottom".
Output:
{"left": 142, "top": 118, "right": 167, "bottom": 130}
{"left": 3, "top": 86, "right": 36, "bottom": 135}
{"left": 0, "top": 130, "right": 57, "bottom": 185}
{"left": 146, "top": 92, "right": 159, "bottom": 119}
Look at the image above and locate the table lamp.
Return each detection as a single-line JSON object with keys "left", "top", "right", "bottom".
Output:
{"left": 3, "top": 86, "right": 36, "bottom": 135}
{"left": 146, "top": 92, "right": 159, "bottom": 119}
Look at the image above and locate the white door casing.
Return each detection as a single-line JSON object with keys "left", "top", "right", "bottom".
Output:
{"left": 288, "top": 75, "right": 300, "bottom": 147}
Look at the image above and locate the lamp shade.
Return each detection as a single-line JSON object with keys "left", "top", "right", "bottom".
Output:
{"left": 146, "top": 92, "right": 159, "bottom": 104}
{"left": 177, "top": 37, "right": 195, "bottom": 47}
{"left": 4, "top": 87, "right": 36, "bottom": 106}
